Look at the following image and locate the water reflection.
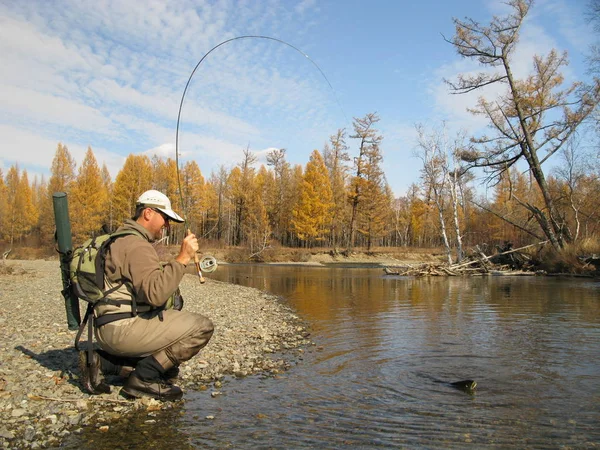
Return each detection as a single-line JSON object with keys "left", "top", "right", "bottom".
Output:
{"left": 65, "top": 265, "right": 600, "bottom": 448}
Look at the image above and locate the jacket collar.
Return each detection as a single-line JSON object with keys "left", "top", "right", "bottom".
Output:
{"left": 120, "top": 219, "right": 154, "bottom": 242}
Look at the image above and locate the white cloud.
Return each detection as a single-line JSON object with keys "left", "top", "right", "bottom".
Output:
{"left": 0, "top": 85, "right": 114, "bottom": 133}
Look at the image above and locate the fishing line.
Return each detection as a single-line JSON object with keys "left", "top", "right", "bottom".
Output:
{"left": 174, "top": 35, "right": 347, "bottom": 229}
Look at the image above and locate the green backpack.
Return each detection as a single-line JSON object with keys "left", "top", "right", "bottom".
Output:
{"left": 70, "top": 229, "right": 142, "bottom": 304}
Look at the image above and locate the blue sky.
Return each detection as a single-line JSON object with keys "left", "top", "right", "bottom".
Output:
{"left": 0, "top": 0, "right": 595, "bottom": 197}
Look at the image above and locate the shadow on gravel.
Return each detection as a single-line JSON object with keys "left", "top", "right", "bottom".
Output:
{"left": 14, "top": 345, "right": 82, "bottom": 389}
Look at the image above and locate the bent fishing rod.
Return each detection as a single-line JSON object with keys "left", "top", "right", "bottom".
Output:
{"left": 174, "top": 36, "right": 346, "bottom": 282}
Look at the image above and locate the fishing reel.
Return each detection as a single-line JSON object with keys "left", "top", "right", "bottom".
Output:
{"left": 199, "top": 255, "right": 218, "bottom": 273}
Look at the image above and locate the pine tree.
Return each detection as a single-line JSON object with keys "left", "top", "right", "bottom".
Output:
{"left": 292, "top": 150, "right": 334, "bottom": 245}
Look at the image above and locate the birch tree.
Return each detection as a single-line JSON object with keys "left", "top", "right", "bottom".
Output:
{"left": 415, "top": 125, "right": 453, "bottom": 264}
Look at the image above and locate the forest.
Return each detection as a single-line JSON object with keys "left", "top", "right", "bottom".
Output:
{"left": 2, "top": 0, "right": 600, "bottom": 269}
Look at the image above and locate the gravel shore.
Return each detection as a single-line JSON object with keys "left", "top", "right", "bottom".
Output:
{"left": 0, "top": 260, "right": 311, "bottom": 449}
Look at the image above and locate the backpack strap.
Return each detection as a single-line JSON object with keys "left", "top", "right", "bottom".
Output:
{"left": 94, "top": 229, "right": 145, "bottom": 290}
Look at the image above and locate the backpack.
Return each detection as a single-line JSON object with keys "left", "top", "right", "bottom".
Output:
{"left": 71, "top": 228, "right": 183, "bottom": 356}
{"left": 70, "top": 229, "right": 142, "bottom": 304}
{"left": 71, "top": 228, "right": 144, "bottom": 354}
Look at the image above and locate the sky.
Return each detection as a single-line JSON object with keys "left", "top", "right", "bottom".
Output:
{"left": 0, "top": 0, "right": 596, "bottom": 197}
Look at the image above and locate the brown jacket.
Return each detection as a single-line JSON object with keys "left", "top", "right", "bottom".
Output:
{"left": 95, "top": 219, "right": 186, "bottom": 318}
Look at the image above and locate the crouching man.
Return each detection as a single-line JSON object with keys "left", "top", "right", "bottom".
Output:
{"left": 79, "top": 189, "right": 214, "bottom": 401}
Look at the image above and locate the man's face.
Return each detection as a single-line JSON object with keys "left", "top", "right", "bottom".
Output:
{"left": 148, "top": 208, "right": 170, "bottom": 240}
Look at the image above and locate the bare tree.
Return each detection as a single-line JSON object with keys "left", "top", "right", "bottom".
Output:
{"left": 446, "top": 0, "right": 600, "bottom": 250}
{"left": 553, "top": 139, "right": 588, "bottom": 241}
{"left": 415, "top": 124, "right": 468, "bottom": 264}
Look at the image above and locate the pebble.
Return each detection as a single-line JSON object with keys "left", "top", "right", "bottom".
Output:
{"left": 0, "top": 259, "right": 310, "bottom": 448}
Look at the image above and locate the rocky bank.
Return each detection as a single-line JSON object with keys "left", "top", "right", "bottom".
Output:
{"left": 0, "top": 260, "right": 311, "bottom": 449}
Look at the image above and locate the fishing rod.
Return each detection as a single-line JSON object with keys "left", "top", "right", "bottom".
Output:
{"left": 174, "top": 36, "right": 346, "bottom": 279}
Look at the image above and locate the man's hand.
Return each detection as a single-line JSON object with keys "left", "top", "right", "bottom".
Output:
{"left": 176, "top": 231, "right": 199, "bottom": 266}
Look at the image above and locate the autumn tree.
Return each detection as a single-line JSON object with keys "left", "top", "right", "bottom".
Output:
{"left": 0, "top": 170, "right": 7, "bottom": 242}
{"left": 292, "top": 150, "right": 334, "bottom": 245}
{"left": 348, "top": 113, "right": 384, "bottom": 250}
{"left": 38, "top": 143, "right": 77, "bottom": 244}
{"left": 323, "top": 129, "right": 351, "bottom": 251}
{"left": 70, "top": 147, "right": 108, "bottom": 243}
{"left": 266, "top": 148, "right": 295, "bottom": 246}
{"left": 181, "top": 160, "right": 206, "bottom": 235}
{"left": 112, "top": 154, "right": 153, "bottom": 224}
{"left": 100, "top": 164, "right": 114, "bottom": 230}
{"left": 446, "top": 0, "right": 600, "bottom": 250}
{"left": 206, "top": 166, "right": 229, "bottom": 242}
{"left": 246, "top": 166, "right": 271, "bottom": 257}
{"left": 415, "top": 124, "right": 470, "bottom": 263}
{"left": 356, "top": 139, "right": 390, "bottom": 251}
{"left": 4, "top": 166, "right": 37, "bottom": 245}
{"left": 152, "top": 157, "right": 180, "bottom": 211}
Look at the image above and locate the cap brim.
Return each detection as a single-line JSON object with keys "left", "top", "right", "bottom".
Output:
{"left": 157, "top": 208, "right": 184, "bottom": 223}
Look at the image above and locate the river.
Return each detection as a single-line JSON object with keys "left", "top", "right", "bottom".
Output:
{"left": 68, "top": 264, "right": 600, "bottom": 448}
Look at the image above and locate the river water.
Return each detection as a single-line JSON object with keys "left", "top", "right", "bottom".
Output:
{"left": 68, "top": 264, "right": 600, "bottom": 448}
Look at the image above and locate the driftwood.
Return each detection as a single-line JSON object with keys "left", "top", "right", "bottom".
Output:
{"left": 390, "top": 241, "right": 548, "bottom": 277}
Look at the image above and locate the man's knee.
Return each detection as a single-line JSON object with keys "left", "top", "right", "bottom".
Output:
{"left": 194, "top": 315, "right": 214, "bottom": 339}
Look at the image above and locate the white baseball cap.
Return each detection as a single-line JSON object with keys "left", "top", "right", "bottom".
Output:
{"left": 136, "top": 190, "right": 184, "bottom": 223}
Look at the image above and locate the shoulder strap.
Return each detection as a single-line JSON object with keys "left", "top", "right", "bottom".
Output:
{"left": 94, "top": 228, "right": 145, "bottom": 289}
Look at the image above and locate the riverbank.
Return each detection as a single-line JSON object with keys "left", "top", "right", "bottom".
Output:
{"left": 0, "top": 260, "right": 311, "bottom": 449}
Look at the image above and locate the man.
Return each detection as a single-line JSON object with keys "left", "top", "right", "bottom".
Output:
{"left": 79, "top": 189, "right": 214, "bottom": 401}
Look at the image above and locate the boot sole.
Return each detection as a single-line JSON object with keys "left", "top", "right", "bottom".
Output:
{"left": 121, "top": 386, "right": 183, "bottom": 402}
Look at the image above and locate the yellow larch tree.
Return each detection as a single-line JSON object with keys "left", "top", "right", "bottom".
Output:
{"left": 245, "top": 168, "right": 271, "bottom": 256}
{"left": 111, "top": 154, "right": 153, "bottom": 224}
{"left": 4, "top": 166, "right": 19, "bottom": 245}
{"left": 292, "top": 150, "right": 334, "bottom": 246}
{"left": 323, "top": 129, "right": 351, "bottom": 250}
{"left": 152, "top": 157, "right": 181, "bottom": 212}
{"left": 70, "top": 147, "right": 108, "bottom": 243}
{"left": 17, "top": 170, "right": 39, "bottom": 241}
{"left": 4, "top": 166, "right": 37, "bottom": 245}
{"left": 39, "top": 143, "right": 77, "bottom": 244}
{"left": 0, "top": 170, "right": 7, "bottom": 242}
{"left": 181, "top": 160, "right": 206, "bottom": 233}
{"left": 100, "top": 164, "right": 114, "bottom": 230}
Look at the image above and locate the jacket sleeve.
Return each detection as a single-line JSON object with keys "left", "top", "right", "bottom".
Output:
{"left": 122, "top": 237, "right": 186, "bottom": 307}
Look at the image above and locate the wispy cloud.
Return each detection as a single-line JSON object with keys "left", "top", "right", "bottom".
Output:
{"left": 0, "top": 0, "right": 325, "bottom": 179}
